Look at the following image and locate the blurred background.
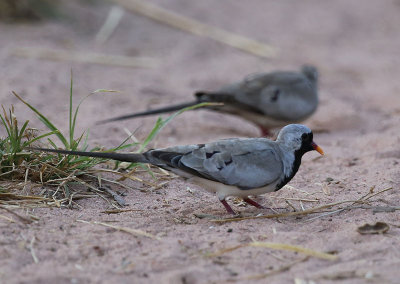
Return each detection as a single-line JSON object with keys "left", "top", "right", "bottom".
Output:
{"left": 1, "top": 2, "right": 400, "bottom": 282}
{"left": 1, "top": 0, "right": 399, "bottom": 147}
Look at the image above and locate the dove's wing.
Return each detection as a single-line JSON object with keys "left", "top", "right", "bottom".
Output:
{"left": 145, "top": 138, "right": 283, "bottom": 189}
{"left": 196, "top": 70, "right": 317, "bottom": 121}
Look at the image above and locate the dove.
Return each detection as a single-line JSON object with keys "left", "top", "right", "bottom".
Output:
{"left": 30, "top": 124, "right": 323, "bottom": 214}
{"left": 97, "top": 66, "right": 319, "bottom": 136}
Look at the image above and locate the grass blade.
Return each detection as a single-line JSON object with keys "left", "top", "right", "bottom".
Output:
{"left": 138, "top": 102, "right": 219, "bottom": 152}
{"left": 23, "top": 130, "right": 59, "bottom": 147}
{"left": 13, "top": 91, "right": 69, "bottom": 148}
{"left": 69, "top": 70, "right": 74, "bottom": 147}
{"left": 0, "top": 113, "right": 11, "bottom": 138}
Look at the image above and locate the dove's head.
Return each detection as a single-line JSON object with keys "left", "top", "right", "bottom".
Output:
{"left": 276, "top": 124, "right": 324, "bottom": 155}
{"left": 301, "top": 65, "right": 318, "bottom": 83}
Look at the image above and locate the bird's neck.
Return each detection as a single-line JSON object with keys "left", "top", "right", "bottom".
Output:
{"left": 275, "top": 148, "right": 303, "bottom": 190}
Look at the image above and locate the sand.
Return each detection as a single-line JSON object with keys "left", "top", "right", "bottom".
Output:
{"left": 0, "top": 0, "right": 399, "bottom": 283}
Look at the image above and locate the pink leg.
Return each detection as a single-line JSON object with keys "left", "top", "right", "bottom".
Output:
{"left": 243, "top": 197, "right": 265, "bottom": 209}
{"left": 220, "top": 199, "right": 236, "bottom": 215}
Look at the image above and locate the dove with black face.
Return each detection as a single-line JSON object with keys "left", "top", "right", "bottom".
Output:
{"left": 97, "top": 66, "right": 318, "bottom": 136}
{"left": 30, "top": 124, "right": 323, "bottom": 214}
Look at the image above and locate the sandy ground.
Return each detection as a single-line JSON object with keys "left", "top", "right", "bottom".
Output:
{"left": 1, "top": 0, "right": 400, "bottom": 283}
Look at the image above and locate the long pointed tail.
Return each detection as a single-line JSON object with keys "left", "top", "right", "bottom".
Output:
{"left": 96, "top": 101, "right": 201, "bottom": 125}
{"left": 28, "top": 147, "right": 148, "bottom": 163}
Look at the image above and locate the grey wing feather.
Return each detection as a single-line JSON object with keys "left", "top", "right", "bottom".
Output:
{"left": 196, "top": 68, "right": 318, "bottom": 122}
{"left": 186, "top": 148, "right": 282, "bottom": 188}
{"left": 230, "top": 71, "right": 317, "bottom": 121}
{"left": 146, "top": 139, "right": 283, "bottom": 189}
{"left": 206, "top": 71, "right": 315, "bottom": 116}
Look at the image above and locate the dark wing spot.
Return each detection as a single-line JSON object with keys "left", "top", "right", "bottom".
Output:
{"left": 271, "top": 89, "right": 280, "bottom": 102}
{"left": 225, "top": 159, "right": 233, "bottom": 166}
{"left": 206, "top": 151, "right": 220, "bottom": 159}
{"left": 170, "top": 155, "right": 183, "bottom": 167}
{"left": 217, "top": 159, "right": 232, "bottom": 170}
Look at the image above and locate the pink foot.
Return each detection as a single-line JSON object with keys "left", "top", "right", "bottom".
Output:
{"left": 243, "top": 197, "right": 265, "bottom": 209}
{"left": 220, "top": 199, "right": 236, "bottom": 215}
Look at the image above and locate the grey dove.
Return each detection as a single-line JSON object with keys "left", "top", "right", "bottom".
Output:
{"left": 30, "top": 124, "right": 323, "bottom": 214}
{"left": 97, "top": 66, "right": 319, "bottom": 136}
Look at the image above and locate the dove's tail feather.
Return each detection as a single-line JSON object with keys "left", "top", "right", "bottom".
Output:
{"left": 195, "top": 91, "right": 236, "bottom": 104}
{"left": 28, "top": 147, "right": 148, "bottom": 163}
{"left": 96, "top": 100, "right": 202, "bottom": 125}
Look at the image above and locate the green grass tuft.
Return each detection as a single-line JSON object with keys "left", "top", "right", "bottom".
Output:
{"left": 1, "top": 74, "right": 214, "bottom": 208}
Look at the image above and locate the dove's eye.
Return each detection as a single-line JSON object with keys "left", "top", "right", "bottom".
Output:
{"left": 271, "top": 89, "right": 280, "bottom": 102}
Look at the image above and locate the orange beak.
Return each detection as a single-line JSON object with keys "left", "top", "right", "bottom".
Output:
{"left": 311, "top": 142, "right": 324, "bottom": 155}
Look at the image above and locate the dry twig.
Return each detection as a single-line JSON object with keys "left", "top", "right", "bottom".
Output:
{"left": 28, "top": 236, "right": 39, "bottom": 263}
{"left": 238, "top": 257, "right": 310, "bottom": 281}
{"left": 77, "top": 219, "right": 160, "bottom": 240}
{"left": 11, "top": 47, "right": 158, "bottom": 68}
{"left": 0, "top": 205, "right": 34, "bottom": 224}
{"left": 111, "top": 0, "right": 277, "bottom": 58}
{"left": 212, "top": 187, "right": 393, "bottom": 223}
{"left": 209, "top": 241, "right": 337, "bottom": 260}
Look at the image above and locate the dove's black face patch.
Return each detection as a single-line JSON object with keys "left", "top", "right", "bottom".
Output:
{"left": 301, "top": 132, "right": 313, "bottom": 144}
{"left": 276, "top": 131, "right": 315, "bottom": 190}
{"left": 300, "top": 132, "right": 315, "bottom": 153}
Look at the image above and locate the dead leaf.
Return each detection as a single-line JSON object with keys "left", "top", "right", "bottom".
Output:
{"left": 357, "top": 222, "right": 389, "bottom": 234}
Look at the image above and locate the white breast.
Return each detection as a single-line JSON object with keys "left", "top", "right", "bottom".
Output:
{"left": 188, "top": 176, "right": 281, "bottom": 200}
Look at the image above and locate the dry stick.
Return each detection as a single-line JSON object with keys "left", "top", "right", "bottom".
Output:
{"left": 0, "top": 214, "right": 15, "bottom": 223}
{"left": 40, "top": 162, "right": 114, "bottom": 207}
{"left": 95, "top": 5, "right": 125, "bottom": 44}
{"left": 69, "top": 176, "right": 115, "bottom": 206}
{"left": 28, "top": 236, "right": 39, "bottom": 263}
{"left": 22, "top": 167, "right": 29, "bottom": 194}
{"left": 272, "top": 197, "right": 319, "bottom": 202}
{"left": 358, "top": 205, "right": 400, "bottom": 213}
{"left": 52, "top": 171, "right": 77, "bottom": 198}
{"left": 84, "top": 173, "right": 142, "bottom": 192}
{"left": 0, "top": 193, "right": 49, "bottom": 201}
{"left": 101, "top": 186, "right": 127, "bottom": 207}
{"left": 212, "top": 187, "right": 393, "bottom": 223}
{"left": 285, "top": 200, "right": 298, "bottom": 211}
{"left": 111, "top": 0, "right": 277, "bottom": 58}
{"left": 11, "top": 47, "right": 158, "bottom": 69}
{"left": 212, "top": 200, "right": 357, "bottom": 223}
{"left": 39, "top": 162, "right": 105, "bottom": 195}
{"left": 0, "top": 205, "right": 34, "bottom": 224}
{"left": 304, "top": 208, "right": 346, "bottom": 222}
{"left": 209, "top": 241, "right": 337, "bottom": 260}
{"left": 241, "top": 256, "right": 310, "bottom": 281}
{"left": 0, "top": 169, "right": 18, "bottom": 177}
{"left": 251, "top": 241, "right": 338, "bottom": 260}
{"left": 305, "top": 186, "right": 394, "bottom": 222}
{"left": 88, "top": 168, "right": 147, "bottom": 185}
{"left": 362, "top": 187, "right": 392, "bottom": 202}
{"left": 77, "top": 220, "right": 160, "bottom": 240}
{"left": 101, "top": 209, "right": 142, "bottom": 214}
